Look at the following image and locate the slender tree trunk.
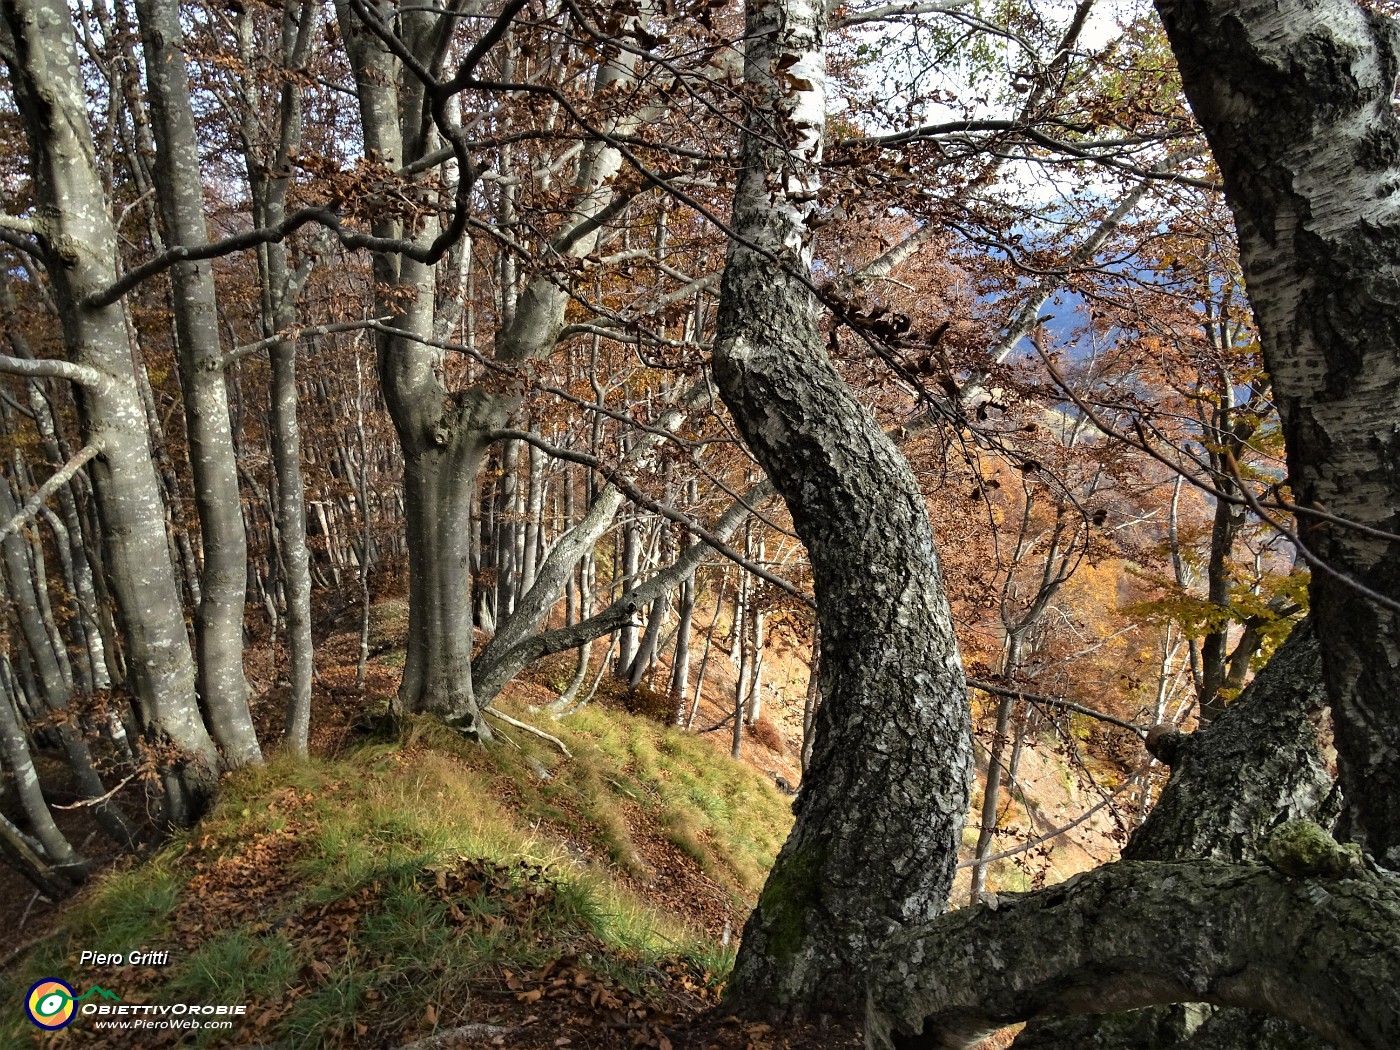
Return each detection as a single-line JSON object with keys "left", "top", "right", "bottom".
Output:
{"left": 970, "top": 695, "right": 1015, "bottom": 899}
{"left": 801, "top": 627, "right": 820, "bottom": 772}
{"left": 687, "top": 569, "right": 726, "bottom": 731}
{"left": 135, "top": 0, "right": 259, "bottom": 765}
{"left": 520, "top": 440, "right": 545, "bottom": 596}
{"left": 0, "top": 0, "right": 220, "bottom": 822}
{"left": 0, "top": 678, "right": 86, "bottom": 878}
{"left": 0, "top": 485, "right": 138, "bottom": 847}
{"left": 0, "top": 808, "right": 78, "bottom": 898}
{"left": 971, "top": 631, "right": 1025, "bottom": 898}
{"left": 670, "top": 537, "right": 696, "bottom": 719}
{"left": 494, "top": 439, "right": 520, "bottom": 619}
{"left": 616, "top": 513, "right": 641, "bottom": 674}
{"left": 747, "top": 595, "right": 765, "bottom": 724}
{"left": 237, "top": 1, "right": 318, "bottom": 757}
{"left": 356, "top": 355, "right": 373, "bottom": 692}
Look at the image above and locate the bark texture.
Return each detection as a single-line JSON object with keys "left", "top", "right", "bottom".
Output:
{"left": 136, "top": 0, "right": 260, "bottom": 766}
{"left": 0, "top": 0, "right": 219, "bottom": 820}
{"left": 714, "top": 0, "right": 971, "bottom": 1015}
{"left": 1124, "top": 620, "right": 1335, "bottom": 864}
{"left": 1012, "top": 619, "right": 1336, "bottom": 1050}
{"left": 1154, "top": 0, "right": 1400, "bottom": 866}
{"left": 867, "top": 857, "right": 1400, "bottom": 1050}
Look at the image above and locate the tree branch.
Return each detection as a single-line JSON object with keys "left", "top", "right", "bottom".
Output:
{"left": 487, "top": 428, "right": 813, "bottom": 607}
{"left": 483, "top": 709, "right": 571, "bottom": 757}
{"left": 220, "top": 317, "right": 392, "bottom": 368}
{"left": 868, "top": 859, "right": 1400, "bottom": 1050}
{"left": 0, "top": 354, "right": 107, "bottom": 390}
{"left": 836, "top": 0, "right": 975, "bottom": 26}
{"left": 0, "top": 442, "right": 103, "bottom": 543}
{"left": 473, "top": 480, "right": 774, "bottom": 703}
{"left": 966, "top": 679, "right": 1148, "bottom": 737}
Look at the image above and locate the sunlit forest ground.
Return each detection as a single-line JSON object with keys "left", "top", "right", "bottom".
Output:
{"left": 3, "top": 600, "right": 1128, "bottom": 1049}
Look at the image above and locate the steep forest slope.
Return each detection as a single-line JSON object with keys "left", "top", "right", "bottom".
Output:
{"left": 2, "top": 605, "right": 1126, "bottom": 1049}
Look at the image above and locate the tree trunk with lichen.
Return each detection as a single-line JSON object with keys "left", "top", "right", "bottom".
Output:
{"left": 1011, "top": 620, "right": 1337, "bottom": 1050}
{"left": 0, "top": 0, "right": 220, "bottom": 825}
{"left": 1155, "top": 0, "right": 1400, "bottom": 869}
{"left": 136, "top": 0, "right": 261, "bottom": 767}
{"left": 714, "top": 0, "right": 971, "bottom": 1017}
{"left": 867, "top": 853, "right": 1398, "bottom": 1050}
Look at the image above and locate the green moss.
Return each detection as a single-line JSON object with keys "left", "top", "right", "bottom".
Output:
{"left": 1262, "top": 819, "right": 1364, "bottom": 877}
{"left": 751, "top": 839, "right": 827, "bottom": 965}
{"left": 6, "top": 702, "right": 790, "bottom": 1049}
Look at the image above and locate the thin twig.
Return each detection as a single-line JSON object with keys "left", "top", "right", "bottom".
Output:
{"left": 220, "top": 317, "right": 393, "bottom": 368}
{"left": 955, "top": 782, "right": 1132, "bottom": 870}
{"left": 0, "top": 443, "right": 103, "bottom": 543}
{"left": 50, "top": 773, "right": 136, "bottom": 810}
{"left": 967, "top": 679, "right": 1148, "bottom": 737}
{"left": 483, "top": 709, "right": 572, "bottom": 757}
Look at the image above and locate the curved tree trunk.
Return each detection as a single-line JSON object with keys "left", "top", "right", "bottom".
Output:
{"left": 714, "top": 0, "right": 971, "bottom": 1016}
{"left": 1155, "top": 0, "right": 1400, "bottom": 868}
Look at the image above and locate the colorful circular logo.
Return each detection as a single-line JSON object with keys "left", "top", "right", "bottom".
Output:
{"left": 25, "top": 979, "right": 76, "bottom": 1029}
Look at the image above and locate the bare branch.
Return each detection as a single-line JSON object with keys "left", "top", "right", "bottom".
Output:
{"left": 836, "top": 0, "right": 975, "bottom": 25}
{"left": 0, "top": 354, "right": 107, "bottom": 391}
{"left": 489, "top": 427, "right": 814, "bottom": 607}
{"left": 483, "top": 709, "right": 572, "bottom": 757}
{"left": 967, "top": 679, "right": 1148, "bottom": 737}
{"left": 0, "top": 443, "right": 103, "bottom": 543}
{"left": 220, "top": 317, "right": 392, "bottom": 368}
{"left": 50, "top": 773, "right": 136, "bottom": 810}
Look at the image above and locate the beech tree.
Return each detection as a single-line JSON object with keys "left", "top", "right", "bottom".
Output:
{"left": 1156, "top": 0, "right": 1400, "bottom": 872}
{"left": 8, "top": 14, "right": 1386, "bottom": 1048}
{"left": 712, "top": 0, "right": 972, "bottom": 1014}
{"left": 0, "top": 0, "right": 223, "bottom": 825}
{"left": 868, "top": 0, "right": 1400, "bottom": 1041}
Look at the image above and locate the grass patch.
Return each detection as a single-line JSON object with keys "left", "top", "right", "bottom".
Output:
{"left": 4, "top": 701, "right": 785, "bottom": 1048}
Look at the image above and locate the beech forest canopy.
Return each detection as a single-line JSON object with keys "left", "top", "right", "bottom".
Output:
{"left": 1, "top": 0, "right": 1398, "bottom": 1040}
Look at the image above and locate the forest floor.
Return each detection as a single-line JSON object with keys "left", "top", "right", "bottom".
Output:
{"left": 1, "top": 599, "right": 1126, "bottom": 1050}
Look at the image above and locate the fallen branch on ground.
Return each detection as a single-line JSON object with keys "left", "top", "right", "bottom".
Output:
{"left": 484, "top": 708, "right": 572, "bottom": 757}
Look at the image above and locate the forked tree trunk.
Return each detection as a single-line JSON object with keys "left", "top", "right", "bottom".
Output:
{"left": 715, "top": 0, "right": 971, "bottom": 1015}
{"left": 334, "top": 0, "right": 654, "bottom": 732}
